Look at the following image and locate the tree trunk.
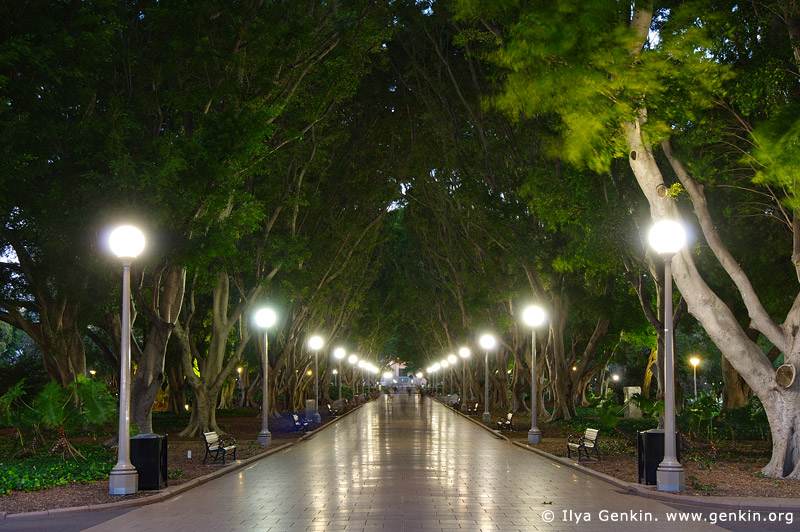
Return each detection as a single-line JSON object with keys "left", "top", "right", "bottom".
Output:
{"left": 642, "top": 347, "right": 658, "bottom": 399}
{"left": 42, "top": 325, "right": 86, "bottom": 386}
{"left": 130, "top": 266, "right": 185, "bottom": 434}
{"left": 548, "top": 300, "right": 575, "bottom": 420}
{"left": 218, "top": 381, "right": 235, "bottom": 409}
{"left": 175, "top": 271, "right": 257, "bottom": 436}
{"left": 762, "top": 389, "right": 800, "bottom": 478}
{"left": 167, "top": 363, "right": 187, "bottom": 414}
{"left": 183, "top": 383, "right": 223, "bottom": 436}
{"left": 626, "top": 118, "right": 800, "bottom": 478}
{"left": 721, "top": 354, "right": 750, "bottom": 409}
{"left": 0, "top": 237, "right": 87, "bottom": 387}
{"left": 246, "top": 372, "right": 261, "bottom": 409}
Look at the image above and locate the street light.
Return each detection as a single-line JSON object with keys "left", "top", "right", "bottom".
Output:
{"left": 458, "top": 347, "right": 470, "bottom": 409}
{"left": 431, "top": 362, "right": 441, "bottom": 396}
{"left": 447, "top": 354, "right": 457, "bottom": 396}
{"left": 108, "top": 225, "right": 145, "bottom": 495}
{"left": 479, "top": 333, "right": 497, "bottom": 423}
{"left": 440, "top": 359, "right": 449, "bottom": 396}
{"left": 690, "top": 357, "right": 700, "bottom": 400}
{"left": 237, "top": 367, "right": 243, "bottom": 407}
{"left": 370, "top": 365, "right": 379, "bottom": 394}
{"left": 358, "top": 360, "right": 366, "bottom": 397}
{"left": 333, "top": 347, "right": 346, "bottom": 405}
{"left": 363, "top": 361, "right": 372, "bottom": 396}
{"left": 522, "top": 305, "right": 547, "bottom": 445}
{"left": 254, "top": 307, "right": 277, "bottom": 446}
{"left": 349, "top": 354, "right": 359, "bottom": 400}
{"left": 308, "top": 335, "right": 324, "bottom": 423}
{"left": 649, "top": 219, "right": 687, "bottom": 492}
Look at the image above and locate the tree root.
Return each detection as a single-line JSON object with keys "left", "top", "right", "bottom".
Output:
{"left": 49, "top": 426, "right": 85, "bottom": 461}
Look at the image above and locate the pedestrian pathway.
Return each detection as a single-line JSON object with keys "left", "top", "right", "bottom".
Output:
{"left": 5, "top": 395, "right": 795, "bottom": 531}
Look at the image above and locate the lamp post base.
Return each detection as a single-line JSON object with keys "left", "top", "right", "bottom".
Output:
{"left": 482, "top": 412, "right": 491, "bottom": 423}
{"left": 258, "top": 431, "right": 272, "bottom": 446}
{"left": 528, "top": 429, "right": 541, "bottom": 445}
{"left": 108, "top": 464, "right": 138, "bottom": 495}
{"left": 657, "top": 465, "right": 685, "bottom": 492}
{"left": 312, "top": 411, "right": 321, "bottom": 424}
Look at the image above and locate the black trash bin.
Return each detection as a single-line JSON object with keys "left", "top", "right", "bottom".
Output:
{"left": 130, "top": 433, "right": 168, "bottom": 490}
{"left": 638, "top": 429, "right": 681, "bottom": 485}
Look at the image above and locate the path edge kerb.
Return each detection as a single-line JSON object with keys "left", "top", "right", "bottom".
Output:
{"left": 441, "top": 398, "right": 800, "bottom": 512}
{"left": 1, "top": 404, "right": 365, "bottom": 521}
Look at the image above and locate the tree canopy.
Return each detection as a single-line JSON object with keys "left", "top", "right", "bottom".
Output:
{"left": 2, "top": 0, "right": 800, "bottom": 477}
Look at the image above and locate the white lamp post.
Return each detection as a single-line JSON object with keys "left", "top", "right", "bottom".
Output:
{"left": 649, "top": 219, "right": 686, "bottom": 492}
{"left": 447, "top": 354, "right": 457, "bottom": 396}
{"left": 349, "top": 354, "right": 359, "bottom": 400}
{"left": 370, "top": 366, "right": 379, "bottom": 394}
{"left": 108, "top": 225, "right": 145, "bottom": 495}
{"left": 431, "top": 363, "right": 441, "bottom": 396}
{"left": 255, "top": 307, "right": 277, "bottom": 446}
{"left": 458, "top": 347, "right": 470, "bottom": 410}
{"left": 523, "top": 305, "right": 547, "bottom": 445}
{"left": 439, "top": 358, "right": 450, "bottom": 397}
{"left": 237, "top": 367, "right": 244, "bottom": 407}
{"left": 479, "top": 333, "right": 497, "bottom": 423}
{"left": 357, "top": 360, "right": 366, "bottom": 398}
{"left": 308, "top": 335, "right": 324, "bottom": 423}
{"left": 690, "top": 357, "right": 700, "bottom": 400}
{"left": 333, "top": 347, "right": 346, "bottom": 405}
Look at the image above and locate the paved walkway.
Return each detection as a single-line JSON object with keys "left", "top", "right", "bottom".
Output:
{"left": 4, "top": 395, "right": 797, "bottom": 531}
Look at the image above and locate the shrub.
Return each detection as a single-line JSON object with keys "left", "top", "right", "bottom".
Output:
{"left": 1, "top": 376, "right": 116, "bottom": 459}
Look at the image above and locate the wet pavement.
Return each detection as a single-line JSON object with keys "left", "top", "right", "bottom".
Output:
{"left": 3, "top": 394, "right": 794, "bottom": 531}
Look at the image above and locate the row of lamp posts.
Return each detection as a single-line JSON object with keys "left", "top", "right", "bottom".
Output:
{"left": 107, "top": 216, "right": 686, "bottom": 494}
{"left": 106, "top": 224, "right": 379, "bottom": 493}
{"left": 250, "top": 323, "right": 378, "bottom": 447}
{"left": 420, "top": 219, "right": 687, "bottom": 492}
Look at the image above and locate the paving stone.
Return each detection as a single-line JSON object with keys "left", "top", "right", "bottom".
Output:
{"left": 66, "top": 395, "right": 730, "bottom": 531}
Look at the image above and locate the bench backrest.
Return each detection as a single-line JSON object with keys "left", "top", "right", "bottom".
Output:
{"left": 506, "top": 413, "right": 513, "bottom": 421}
{"left": 203, "top": 431, "right": 220, "bottom": 446}
{"left": 584, "top": 428, "right": 599, "bottom": 441}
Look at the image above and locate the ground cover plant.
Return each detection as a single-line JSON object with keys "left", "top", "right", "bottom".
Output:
{"left": 0, "top": 443, "right": 115, "bottom": 495}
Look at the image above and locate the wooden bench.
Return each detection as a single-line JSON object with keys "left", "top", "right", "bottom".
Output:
{"left": 467, "top": 402, "right": 479, "bottom": 415}
{"left": 567, "top": 428, "right": 600, "bottom": 461}
{"left": 292, "top": 413, "right": 309, "bottom": 433}
{"left": 497, "top": 413, "right": 514, "bottom": 432}
{"left": 202, "top": 431, "right": 236, "bottom": 465}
